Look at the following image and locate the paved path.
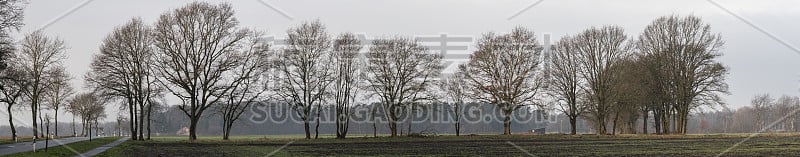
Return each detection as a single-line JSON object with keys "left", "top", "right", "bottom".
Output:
{"left": 74, "top": 137, "right": 130, "bottom": 157}
{"left": 0, "top": 137, "right": 91, "bottom": 156}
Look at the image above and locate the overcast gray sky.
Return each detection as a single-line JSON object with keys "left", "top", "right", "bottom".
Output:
{"left": 4, "top": 0, "right": 799, "bottom": 123}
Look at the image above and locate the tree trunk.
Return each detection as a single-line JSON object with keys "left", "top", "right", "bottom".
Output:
{"left": 54, "top": 110, "right": 58, "bottom": 137}
{"left": 596, "top": 111, "right": 607, "bottom": 135}
{"left": 642, "top": 110, "right": 649, "bottom": 134}
{"left": 612, "top": 112, "right": 619, "bottom": 135}
{"left": 96, "top": 120, "right": 100, "bottom": 136}
{"left": 335, "top": 116, "right": 341, "bottom": 138}
{"left": 336, "top": 110, "right": 345, "bottom": 139}
{"left": 372, "top": 106, "right": 377, "bottom": 138}
{"left": 389, "top": 105, "right": 398, "bottom": 137}
{"left": 71, "top": 116, "right": 76, "bottom": 137}
{"left": 304, "top": 119, "right": 311, "bottom": 139}
{"left": 31, "top": 98, "right": 38, "bottom": 138}
{"left": 147, "top": 106, "right": 152, "bottom": 140}
{"left": 38, "top": 112, "right": 44, "bottom": 137}
{"left": 223, "top": 121, "right": 231, "bottom": 140}
{"left": 7, "top": 106, "right": 16, "bottom": 142}
{"left": 455, "top": 104, "right": 461, "bottom": 136}
{"left": 503, "top": 110, "right": 512, "bottom": 135}
{"left": 189, "top": 116, "right": 198, "bottom": 140}
{"left": 139, "top": 102, "right": 145, "bottom": 140}
{"left": 314, "top": 104, "right": 321, "bottom": 139}
{"left": 569, "top": 117, "right": 577, "bottom": 135}
{"left": 88, "top": 119, "right": 92, "bottom": 141}
{"left": 654, "top": 110, "right": 661, "bottom": 134}
{"left": 662, "top": 108, "right": 670, "bottom": 134}
{"left": 45, "top": 121, "right": 49, "bottom": 151}
{"left": 128, "top": 101, "right": 137, "bottom": 140}
{"left": 389, "top": 119, "right": 397, "bottom": 137}
{"left": 80, "top": 118, "right": 85, "bottom": 136}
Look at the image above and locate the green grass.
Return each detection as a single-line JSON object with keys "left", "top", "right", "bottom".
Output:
{"left": 0, "top": 136, "right": 72, "bottom": 145}
{"left": 0, "top": 136, "right": 32, "bottom": 145}
{"left": 92, "top": 133, "right": 800, "bottom": 156}
{"left": 0, "top": 136, "right": 79, "bottom": 145}
{"left": 2, "top": 137, "right": 121, "bottom": 157}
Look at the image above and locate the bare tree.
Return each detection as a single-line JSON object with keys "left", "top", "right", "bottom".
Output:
{"left": 750, "top": 94, "right": 773, "bottom": 131}
{"left": 0, "top": 1, "right": 21, "bottom": 137}
{"left": 460, "top": 27, "right": 544, "bottom": 135}
{"left": 608, "top": 57, "right": 644, "bottom": 134}
{"left": 152, "top": 2, "right": 249, "bottom": 140}
{"left": 46, "top": 67, "right": 73, "bottom": 137}
{"left": 365, "top": 36, "right": 443, "bottom": 137}
{"left": 219, "top": 32, "right": 271, "bottom": 140}
{"left": 0, "top": 65, "right": 26, "bottom": 141}
{"left": 86, "top": 18, "right": 159, "bottom": 140}
{"left": 638, "top": 15, "right": 728, "bottom": 134}
{"left": 438, "top": 72, "right": 468, "bottom": 136}
{"left": 774, "top": 95, "right": 800, "bottom": 131}
{"left": 17, "top": 31, "right": 67, "bottom": 138}
{"left": 546, "top": 35, "right": 586, "bottom": 135}
{"left": 331, "top": 32, "right": 362, "bottom": 139}
{"left": 572, "top": 26, "right": 630, "bottom": 135}
{"left": 274, "top": 20, "right": 333, "bottom": 139}
{"left": 145, "top": 97, "right": 166, "bottom": 139}
{"left": 69, "top": 92, "right": 106, "bottom": 137}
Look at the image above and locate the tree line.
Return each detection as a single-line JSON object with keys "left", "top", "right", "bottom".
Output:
{"left": 0, "top": 2, "right": 731, "bottom": 141}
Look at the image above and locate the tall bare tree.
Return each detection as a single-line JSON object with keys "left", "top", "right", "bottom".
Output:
{"left": 460, "top": 27, "right": 544, "bottom": 135}
{"left": 86, "top": 18, "right": 159, "bottom": 140}
{"left": 638, "top": 15, "right": 728, "bottom": 134}
{"left": 152, "top": 2, "right": 249, "bottom": 140}
{"left": 365, "top": 36, "right": 443, "bottom": 137}
{"left": 0, "top": 2, "right": 21, "bottom": 136}
{"left": 18, "top": 31, "right": 67, "bottom": 138}
{"left": 547, "top": 35, "right": 586, "bottom": 135}
{"left": 331, "top": 32, "right": 362, "bottom": 139}
{"left": 0, "top": 65, "right": 26, "bottom": 141}
{"left": 275, "top": 20, "right": 333, "bottom": 139}
{"left": 46, "top": 67, "right": 73, "bottom": 137}
{"left": 219, "top": 33, "right": 271, "bottom": 140}
{"left": 572, "top": 26, "right": 630, "bottom": 135}
{"left": 439, "top": 72, "right": 468, "bottom": 136}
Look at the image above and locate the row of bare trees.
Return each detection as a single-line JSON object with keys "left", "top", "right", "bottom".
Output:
{"left": 86, "top": 2, "right": 730, "bottom": 139}
{"left": 748, "top": 94, "right": 800, "bottom": 132}
{"left": 275, "top": 20, "right": 445, "bottom": 139}
{"left": 2, "top": 1, "right": 733, "bottom": 141}
{"left": 84, "top": 2, "right": 268, "bottom": 141}
{"left": 0, "top": 0, "right": 106, "bottom": 141}
{"left": 83, "top": 2, "right": 445, "bottom": 140}
{"left": 544, "top": 15, "right": 729, "bottom": 135}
